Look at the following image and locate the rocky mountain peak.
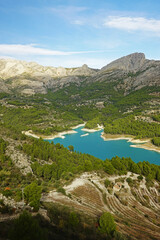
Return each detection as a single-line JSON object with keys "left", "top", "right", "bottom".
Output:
{"left": 81, "top": 64, "right": 89, "bottom": 69}
{"left": 0, "top": 53, "right": 159, "bottom": 96}
{"left": 101, "top": 52, "right": 146, "bottom": 72}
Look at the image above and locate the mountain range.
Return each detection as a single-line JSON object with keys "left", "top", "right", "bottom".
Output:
{"left": 0, "top": 52, "right": 160, "bottom": 95}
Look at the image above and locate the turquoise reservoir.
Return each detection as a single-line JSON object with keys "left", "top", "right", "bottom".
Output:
{"left": 46, "top": 127, "right": 160, "bottom": 165}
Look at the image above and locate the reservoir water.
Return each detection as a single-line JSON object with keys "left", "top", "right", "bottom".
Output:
{"left": 46, "top": 127, "right": 160, "bottom": 165}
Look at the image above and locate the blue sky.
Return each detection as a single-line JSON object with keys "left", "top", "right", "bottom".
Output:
{"left": 0, "top": 0, "right": 160, "bottom": 68}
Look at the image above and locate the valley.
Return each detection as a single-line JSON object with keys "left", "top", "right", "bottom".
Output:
{"left": 0, "top": 53, "right": 160, "bottom": 240}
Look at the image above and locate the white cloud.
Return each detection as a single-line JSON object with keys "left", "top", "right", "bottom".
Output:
{"left": 0, "top": 44, "right": 100, "bottom": 56}
{"left": 104, "top": 16, "right": 160, "bottom": 34}
{"left": 72, "top": 20, "right": 85, "bottom": 25}
{"left": 0, "top": 44, "right": 108, "bottom": 68}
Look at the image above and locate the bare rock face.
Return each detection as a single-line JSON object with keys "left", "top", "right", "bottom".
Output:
{"left": 0, "top": 59, "right": 97, "bottom": 94}
{"left": 101, "top": 53, "right": 146, "bottom": 72}
{"left": 71, "top": 64, "right": 96, "bottom": 76}
{"left": 0, "top": 59, "right": 96, "bottom": 79}
{"left": 0, "top": 53, "right": 160, "bottom": 95}
{"left": 89, "top": 52, "right": 160, "bottom": 93}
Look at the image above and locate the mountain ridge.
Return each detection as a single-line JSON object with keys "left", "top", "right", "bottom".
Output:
{"left": 0, "top": 52, "right": 160, "bottom": 95}
{"left": 101, "top": 52, "right": 146, "bottom": 72}
{"left": 0, "top": 58, "right": 97, "bottom": 79}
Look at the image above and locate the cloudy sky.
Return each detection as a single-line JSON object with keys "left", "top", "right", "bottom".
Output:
{"left": 0, "top": 0, "right": 160, "bottom": 68}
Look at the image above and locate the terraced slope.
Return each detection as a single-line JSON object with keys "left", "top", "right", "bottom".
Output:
{"left": 42, "top": 172, "right": 160, "bottom": 240}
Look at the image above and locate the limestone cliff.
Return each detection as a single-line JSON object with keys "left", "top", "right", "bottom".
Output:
{"left": 101, "top": 52, "right": 146, "bottom": 72}
{"left": 0, "top": 53, "right": 160, "bottom": 95}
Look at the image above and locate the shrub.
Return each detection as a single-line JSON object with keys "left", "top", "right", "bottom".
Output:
{"left": 126, "top": 177, "right": 133, "bottom": 185}
{"left": 137, "top": 175, "right": 143, "bottom": 181}
{"left": 98, "top": 212, "right": 116, "bottom": 237}
{"left": 8, "top": 211, "right": 48, "bottom": 240}
{"left": 57, "top": 187, "right": 66, "bottom": 195}
{"left": 24, "top": 182, "right": 42, "bottom": 211}
{"left": 68, "top": 212, "right": 79, "bottom": 230}
{"left": 104, "top": 178, "right": 111, "bottom": 188}
{"left": 2, "top": 188, "right": 12, "bottom": 197}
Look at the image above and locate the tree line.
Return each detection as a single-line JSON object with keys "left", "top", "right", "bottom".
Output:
{"left": 22, "top": 138, "right": 160, "bottom": 182}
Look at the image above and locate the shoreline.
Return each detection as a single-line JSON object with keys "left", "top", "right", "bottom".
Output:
{"left": 72, "top": 123, "right": 85, "bottom": 129}
{"left": 23, "top": 123, "right": 103, "bottom": 139}
{"left": 130, "top": 142, "right": 160, "bottom": 153}
{"left": 44, "top": 130, "right": 77, "bottom": 140}
{"left": 22, "top": 129, "right": 77, "bottom": 140}
{"left": 23, "top": 125, "right": 160, "bottom": 154}
{"left": 82, "top": 124, "right": 104, "bottom": 133}
{"left": 22, "top": 123, "right": 86, "bottom": 140}
{"left": 80, "top": 133, "right": 89, "bottom": 137}
{"left": 101, "top": 132, "right": 160, "bottom": 154}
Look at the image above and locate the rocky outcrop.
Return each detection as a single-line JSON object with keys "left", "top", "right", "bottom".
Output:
{"left": 6, "top": 142, "right": 32, "bottom": 175}
{"left": 101, "top": 52, "right": 146, "bottom": 72}
{"left": 0, "top": 59, "right": 97, "bottom": 94}
{"left": 0, "top": 59, "right": 96, "bottom": 79}
{"left": 90, "top": 53, "right": 160, "bottom": 93}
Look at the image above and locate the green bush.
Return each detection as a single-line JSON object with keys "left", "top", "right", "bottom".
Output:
{"left": 57, "top": 187, "right": 66, "bottom": 195}
{"left": 152, "top": 137, "right": 160, "bottom": 146}
{"left": 68, "top": 212, "right": 79, "bottom": 229}
{"left": 137, "top": 175, "right": 143, "bottom": 181}
{"left": 8, "top": 211, "right": 48, "bottom": 240}
{"left": 126, "top": 178, "right": 133, "bottom": 185}
{"left": 24, "top": 182, "right": 42, "bottom": 211}
{"left": 98, "top": 212, "right": 116, "bottom": 236}
{"left": 2, "top": 189, "right": 13, "bottom": 197}
{"left": 104, "top": 178, "right": 111, "bottom": 188}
